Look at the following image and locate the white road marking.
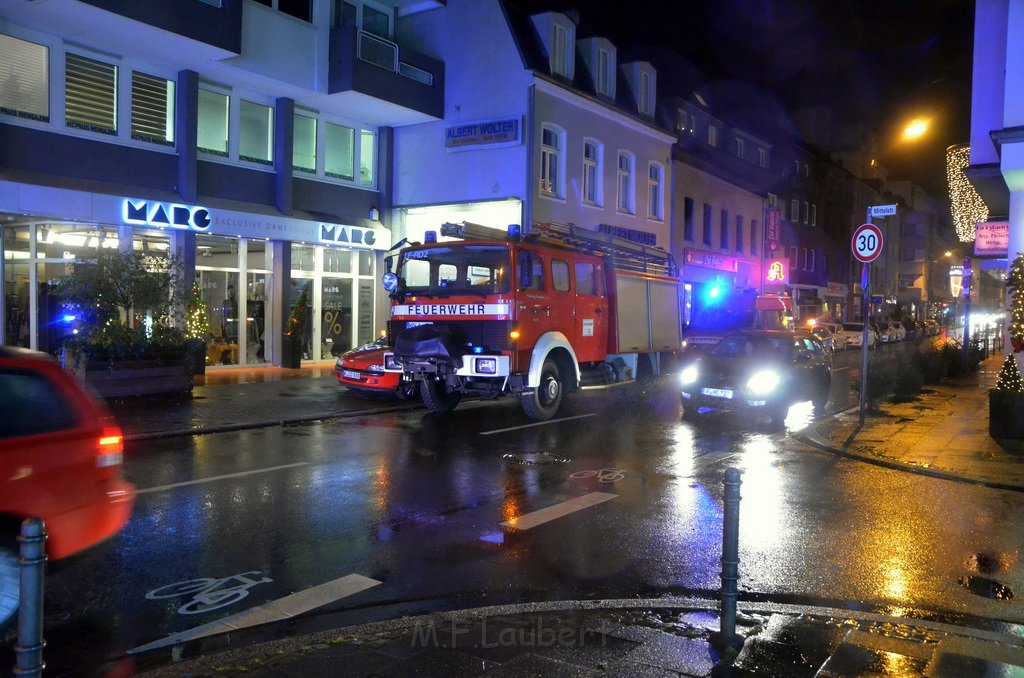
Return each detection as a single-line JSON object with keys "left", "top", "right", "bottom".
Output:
{"left": 135, "top": 462, "right": 310, "bottom": 495}
{"left": 480, "top": 413, "right": 597, "bottom": 436}
{"left": 500, "top": 491, "right": 617, "bottom": 530}
{"left": 832, "top": 366, "right": 850, "bottom": 373}
{"left": 128, "top": 574, "right": 382, "bottom": 654}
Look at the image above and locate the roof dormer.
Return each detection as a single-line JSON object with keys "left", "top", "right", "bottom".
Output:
{"left": 577, "top": 36, "right": 616, "bottom": 100}
{"left": 621, "top": 61, "right": 657, "bottom": 118}
{"left": 531, "top": 11, "right": 576, "bottom": 81}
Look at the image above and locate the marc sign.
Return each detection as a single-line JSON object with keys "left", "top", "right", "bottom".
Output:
{"left": 851, "top": 223, "right": 884, "bottom": 263}
{"left": 123, "top": 200, "right": 211, "bottom": 231}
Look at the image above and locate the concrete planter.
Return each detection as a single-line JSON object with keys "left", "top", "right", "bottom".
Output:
{"left": 63, "top": 350, "right": 193, "bottom": 398}
{"left": 989, "top": 389, "right": 1024, "bottom": 439}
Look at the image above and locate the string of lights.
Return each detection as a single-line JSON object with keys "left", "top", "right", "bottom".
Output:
{"left": 946, "top": 144, "right": 989, "bottom": 243}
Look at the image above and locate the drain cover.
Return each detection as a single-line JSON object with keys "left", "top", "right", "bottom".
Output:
{"left": 502, "top": 452, "right": 570, "bottom": 465}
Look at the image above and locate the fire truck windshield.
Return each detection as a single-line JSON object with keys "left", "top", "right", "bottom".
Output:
{"left": 398, "top": 245, "right": 511, "bottom": 296}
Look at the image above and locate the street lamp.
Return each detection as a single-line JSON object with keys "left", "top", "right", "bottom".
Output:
{"left": 901, "top": 118, "right": 930, "bottom": 142}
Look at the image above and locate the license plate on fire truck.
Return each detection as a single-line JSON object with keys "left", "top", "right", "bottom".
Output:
{"left": 702, "top": 387, "right": 733, "bottom": 399}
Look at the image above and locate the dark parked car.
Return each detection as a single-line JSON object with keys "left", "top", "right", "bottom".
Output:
{"left": 679, "top": 330, "right": 832, "bottom": 428}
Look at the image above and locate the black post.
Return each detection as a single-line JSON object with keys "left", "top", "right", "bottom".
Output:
{"left": 962, "top": 257, "right": 972, "bottom": 370}
{"left": 14, "top": 518, "right": 46, "bottom": 677}
{"left": 713, "top": 467, "right": 744, "bottom": 651}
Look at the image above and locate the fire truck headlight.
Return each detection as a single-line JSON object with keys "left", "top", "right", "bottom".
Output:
{"left": 747, "top": 370, "right": 780, "bottom": 394}
{"left": 475, "top": 357, "right": 498, "bottom": 374}
{"left": 679, "top": 365, "right": 698, "bottom": 385}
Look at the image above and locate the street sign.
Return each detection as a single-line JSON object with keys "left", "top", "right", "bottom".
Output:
{"left": 851, "top": 223, "right": 884, "bottom": 263}
{"left": 869, "top": 204, "right": 897, "bottom": 217}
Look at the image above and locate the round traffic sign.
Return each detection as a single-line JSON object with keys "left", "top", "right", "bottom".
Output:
{"left": 851, "top": 223, "right": 884, "bottom": 263}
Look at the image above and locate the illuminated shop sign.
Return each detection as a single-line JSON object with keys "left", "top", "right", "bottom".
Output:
{"left": 597, "top": 223, "right": 657, "bottom": 246}
{"left": 765, "top": 258, "right": 788, "bottom": 284}
{"left": 975, "top": 221, "right": 1008, "bottom": 256}
{"left": 683, "top": 247, "right": 738, "bottom": 272}
{"left": 445, "top": 118, "right": 520, "bottom": 149}
{"left": 319, "top": 223, "right": 377, "bottom": 248}
{"left": 123, "top": 200, "right": 211, "bottom": 231}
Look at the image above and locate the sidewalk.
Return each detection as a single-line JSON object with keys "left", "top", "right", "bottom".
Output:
{"left": 105, "top": 353, "right": 1024, "bottom": 676}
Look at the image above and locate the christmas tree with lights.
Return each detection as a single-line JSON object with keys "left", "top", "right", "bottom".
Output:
{"left": 184, "top": 282, "right": 210, "bottom": 341}
{"left": 1010, "top": 252, "right": 1024, "bottom": 354}
{"left": 997, "top": 354, "right": 1024, "bottom": 392}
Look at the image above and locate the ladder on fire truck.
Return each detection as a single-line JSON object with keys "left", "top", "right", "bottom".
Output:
{"left": 439, "top": 221, "right": 678, "bottom": 278}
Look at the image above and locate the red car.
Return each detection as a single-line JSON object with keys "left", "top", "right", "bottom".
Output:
{"left": 0, "top": 347, "right": 136, "bottom": 630}
{"left": 334, "top": 338, "right": 415, "bottom": 399}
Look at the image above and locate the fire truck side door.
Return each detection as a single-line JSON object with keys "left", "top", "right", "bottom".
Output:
{"left": 516, "top": 248, "right": 558, "bottom": 361}
{"left": 572, "top": 258, "right": 607, "bottom": 362}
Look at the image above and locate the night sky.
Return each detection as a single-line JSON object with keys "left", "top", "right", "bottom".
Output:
{"left": 512, "top": 0, "right": 975, "bottom": 195}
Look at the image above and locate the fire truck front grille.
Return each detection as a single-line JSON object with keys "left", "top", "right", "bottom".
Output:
{"left": 389, "top": 320, "right": 511, "bottom": 352}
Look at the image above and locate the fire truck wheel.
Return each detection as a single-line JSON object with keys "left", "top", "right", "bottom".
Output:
{"left": 420, "top": 379, "right": 462, "bottom": 413}
{"left": 521, "top": 360, "right": 562, "bottom": 421}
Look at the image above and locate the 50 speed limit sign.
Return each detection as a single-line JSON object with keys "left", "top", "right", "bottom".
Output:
{"left": 851, "top": 223, "right": 884, "bottom": 263}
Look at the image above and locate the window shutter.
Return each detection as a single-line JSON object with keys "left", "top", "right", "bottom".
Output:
{"left": 131, "top": 72, "right": 174, "bottom": 145}
{"left": 0, "top": 33, "right": 49, "bottom": 121}
{"left": 65, "top": 53, "right": 117, "bottom": 134}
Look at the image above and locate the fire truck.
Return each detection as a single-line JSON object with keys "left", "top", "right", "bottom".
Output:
{"left": 680, "top": 287, "right": 794, "bottom": 353}
{"left": 381, "top": 221, "right": 681, "bottom": 420}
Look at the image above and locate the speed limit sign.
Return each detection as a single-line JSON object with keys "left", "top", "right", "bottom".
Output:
{"left": 851, "top": 223, "right": 884, "bottom": 263}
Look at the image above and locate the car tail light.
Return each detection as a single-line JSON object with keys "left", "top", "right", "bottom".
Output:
{"left": 97, "top": 426, "right": 124, "bottom": 468}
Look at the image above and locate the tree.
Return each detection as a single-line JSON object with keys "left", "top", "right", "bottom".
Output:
{"left": 1009, "top": 251, "right": 1024, "bottom": 354}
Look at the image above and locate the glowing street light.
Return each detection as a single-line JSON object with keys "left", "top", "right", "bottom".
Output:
{"left": 902, "top": 118, "right": 930, "bottom": 142}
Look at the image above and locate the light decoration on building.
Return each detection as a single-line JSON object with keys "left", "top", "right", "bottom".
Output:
{"left": 946, "top": 144, "right": 988, "bottom": 243}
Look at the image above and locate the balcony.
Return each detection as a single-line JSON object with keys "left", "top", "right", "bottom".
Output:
{"left": 328, "top": 25, "right": 444, "bottom": 125}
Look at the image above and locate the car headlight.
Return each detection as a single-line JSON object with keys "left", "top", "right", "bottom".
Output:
{"left": 746, "top": 370, "right": 780, "bottom": 394}
{"left": 367, "top": 364, "right": 384, "bottom": 373}
{"left": 679, "top": 365, "right": 698, "bottom": 385}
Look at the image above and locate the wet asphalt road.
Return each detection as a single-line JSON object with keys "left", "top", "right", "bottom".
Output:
{"left": 8, "top": 346, "right": 1024, "bottom": 675}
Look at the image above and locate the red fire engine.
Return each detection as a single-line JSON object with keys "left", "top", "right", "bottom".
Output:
{"left": 381, "top": 221, "right": 682, "bottom": 420}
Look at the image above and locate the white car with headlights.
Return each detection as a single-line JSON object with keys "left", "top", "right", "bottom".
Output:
{"left": 679, "top": 330, "right": 832, "bottom": 428}
{"left": 841, "top": 322, "right": 879, "bottom": 349}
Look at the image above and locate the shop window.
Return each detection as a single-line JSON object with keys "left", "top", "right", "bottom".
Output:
{"left": 358, "top": 250, "right": 373, "bottom": 276}
{"left": 324, "top": 249, "right": 352, "bottom": 273}
{"left": 293, "top": 113, "right": 317, "bottom": 173}
{"left": 239, "top": 100, "right": 273, "bottom": 165}
{"left": 0, "top": 33, "right": 49, "bottom": 121}
{"left": 130, "top": 72, "right": 175, "bottom": 145}
{"left": 252, "top": 0, "right": 312, "bottom": 22}
{"left": 292, "top": 244, "right": 316, "bottom": 272}
{"left": 198, "top": 88, "right": 229, "bottom": 156}
{"left": 65, "top": 52, "right": 117, "bottom": 135}
{"left": 362, "top": 5, "right": 390, "bottom": 38}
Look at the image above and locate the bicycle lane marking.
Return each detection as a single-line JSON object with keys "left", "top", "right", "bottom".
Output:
{"left": 129, "top": 573, "right": 382, "bottom": 653}
{"left": 135, "top": 462, "right": 310, "bottom": 495}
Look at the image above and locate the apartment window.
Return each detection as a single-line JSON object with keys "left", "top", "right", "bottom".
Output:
{"left": 708, "top": 125, "right": 718, "bottom": 147}
{"left": 582, "top": 140, "right": 602, "bottom": 205}
{"left": 65, "top": 53, "right": 117, "bottom": 135}
{"left": 131, "top": 72, "right": 175, "bottom": 146}
{"left": 758, "top": 147, "right": 767, "bottom": 168}
{"left": 639, "top": 70, "right": 653, "bottom": 115}
{"left": 802, "top": 247, "right": 809, "bottom": 270}
{"left": 720, "top": 209, "right": 729, "bottom": 249}
{"left": 794, "top": 160, "right": 800, "bottom": 175}
{"left": 790, "top": 199, "right": 799, "bottom": 222}
{"left": 735, "top": 215, "right": 744, "bottom": 253}
{"left": 647, "top": 162, "right": 663, "bottom": 220}
{"left": 197, "top": 88, "right": 229, "bottom": 156}
{"left": 362, "top": 5, "right": 390, "bottom": 38}
{"left": 789, "top": 246, "right": 798, "bottom": 269}
{"left": 804, "top": 163, "right": 810, "bottom": 177}
{"left": 0, "top": 33, "right": 49, "bottom": 121}
{"left": 239, "top": 100, "right": 273, "bottom": 164}
{"left": 766, "top": 193, "right": 778, "bottom": 208}
{"left": 750, "top": 219, "right": 758, "bottom": 255}
{"left": 810, "top": 203, "right": 817, "bottom": 226}
{"left": 324, "top": 121, "right": 354, "bottom": 179}
{"left": 683, "top": 197, "right": 695, "bottom": 241}
{"left": 802, "top": 201, "right": 809, "bottom": 223}
{"left": 703, "top": 203, "right": 713, "bottom": 245}
{"left": 293, "top": 112, "right": 317, "bottom": 173}
{"left": 809, "top": 248, "right": 816, "bottom": 272}
{"left": 252, "top": 0, "right": 312, "bottom": 22}
{"left": 734, "top": 136, "right": 745, "bottom": 158}
{"left": 677, "top": 110, "right": 692, "bottom": 134}
{"left": 540, "top": 125, "right": 563, "bottom": 197}
{"left": 552, "top": 23, "right": 569, "bottom": 77}
{"left": 617, "top": 152, "right": 634, "bottom": 213}
{"left": 596, "top": 47, "right": 611, "bottom": 96}
{"left": 359, "top": 130, "right": 375, "bottom": 186}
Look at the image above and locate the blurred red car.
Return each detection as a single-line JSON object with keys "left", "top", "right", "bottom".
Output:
{"left": 334, "top": 337, "right": 415, "bottom": 399}
{"left": 0, "top": 346, "right": 135, "bottom": 630}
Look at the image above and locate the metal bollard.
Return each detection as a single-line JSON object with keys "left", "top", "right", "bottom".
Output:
{"left": 714, "top": 467, "right": 743, "bottom": 651}
{"left": 14, "top": 517, "right": 46, "bottom": 677}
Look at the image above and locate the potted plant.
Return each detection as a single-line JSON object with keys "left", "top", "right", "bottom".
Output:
{"left": 56, "top": 249, "right": 193, "bottom": 397}
{"left": 990, "top": 251, "right": 1024, "bottom": 439}
{"left": 282, "top": 283, "right": 309, "bottom": 369}
{"left": 184, "top": 282, "right": 211, "bottom": 375}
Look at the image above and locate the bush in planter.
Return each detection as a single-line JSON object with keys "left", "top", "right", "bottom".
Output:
{"left": 913, "top": 339, "right": 946, "bottom": 385}
{"left": 282, "top": 284, "right": 310, "bottom": 368}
